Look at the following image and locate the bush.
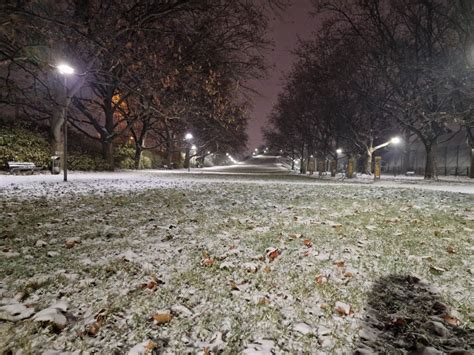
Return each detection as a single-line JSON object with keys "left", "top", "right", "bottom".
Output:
{"left": 114, "top": 144, "right": 135, "bottom": 169}
{"left": 0, "top": 126, "right": 50, "bottom": 169}
{"left": 68, "top": 154, "right": 111, "bottom": 171}
{"left": 139, "top": 155, "right": 152, "bottom": 169}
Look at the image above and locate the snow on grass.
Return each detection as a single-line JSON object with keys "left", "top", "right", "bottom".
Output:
{"left": 0, "top": 172, "right": 473, "bottom": 353}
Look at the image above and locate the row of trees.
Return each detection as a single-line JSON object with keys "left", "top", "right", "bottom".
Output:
{"left": 265, "top": 0, "right": 474, "bottom": 179}
{"left": 1, "top": 0, "right": 285, "bottom": 169}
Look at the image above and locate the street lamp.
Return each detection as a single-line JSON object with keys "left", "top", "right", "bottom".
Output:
{"left": 57, "top": 62, "right": 75, "bottom": 182}
{"left": 336, "top": 148, "right": 343, "bottom": 155}
{"left": 374, "top": 136, "right": 402, "bottom": 151}
{"left": 184, "top": 133, "right": 193, "bottom": 171}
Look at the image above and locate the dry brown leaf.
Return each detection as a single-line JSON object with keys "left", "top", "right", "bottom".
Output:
{"left": 315, "top": 275, "right": 328, "bottom": 284}
{"left": 333, "top": 259, "right": 345, "bottom": 267}
{"left": 303, "top": 239, "right": 313, "bottom": 248}
{"left": 343, "top": 271, "right": 354, "bottom": 278}
{"left": 443, "top": 314, "right": 460, "bottom": 327}
{"left": 446, "top": 245, "right": 456, "bottom": 254}
{"left": 203, "top": 347, "right": 210, "bottom": 355}
{"left": 230, "top": 280, "right": 239, "bottom": 290}
{"left": 319, "top": 303, "right": 329, "bottom": 310}
{"left": 267, "top": 249, "right": 280, "bottom": 262}
{"left": 152, "top": 312, "right": 172, "bottom": 325}
{"left": 335, "top": 301, "right": 351, "bottom": 316}
{"left": 145, "top": 340, "right": 157, "bottom": 351}
{"left": 202, "top": 258, "right": 214, "bottom": 267}
{"left": 85, "top": 322, "right": 100, "bottom": 337}
{"left": 263, "top": 266, "right": 271, "bottom": 273}
{"left": 391, "top": 317, "right": 406, "bottom": 326}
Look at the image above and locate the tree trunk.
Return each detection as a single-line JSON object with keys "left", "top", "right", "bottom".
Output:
{"left": 50, "top": 109, "right": 63, "bottom": 157}
{"left": 363, "top": 149, "right": 373, "bottom": 175}
{"left": 134, "top": 146, "right": 142, "bottom": 169}
{"left": 102, "top": 141, "right": 114, "bottom": 170}
{"left": 469, "top": 147, "right": 474, "bottom": 178}
{"left": 300, "top": 144, "right": 306, "bottom": 174}
{"left": 424, "top": 144, "right": 438, "bottom": 180}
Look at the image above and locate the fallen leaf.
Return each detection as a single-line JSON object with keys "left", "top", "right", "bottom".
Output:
{"left": 202, "top": 258, "right": 214, "bottom": 267}
{"left": 230, "top": 280, "right": 239, "bottom": 290}
{"left": 333, "top": 260, "right": 345, "bottom": 267}
{"left": 85, "top": 322, "right": 100, "bottom": 337}
{"left": 267, "top": 249, "right": 280, "bottom": 262}
{"left": 152, "top": 312, "right": 172, "bottom": 325}
{"left": 303, "top": 239, "right": 313, "bottom": 248}
{"left": 315, "top": 275, "right": 328, "bottom": 284}
{"left": 343, "top": 271, "right": 354, "bottom": 278}
{"left": 443, "top": 314, "right": 460, "bottom": 326}
{"left": 391, "top": 317, "right": 407, "bottom": 326}
{"left": 335, "top": 301, "right": 351, "bottom": 316}
{"left": 446, "top": 245, "right": 456, "bottom": 254}
{"left": 263, "top": 266, "right": 271, "bottom": 273}
{"left": 429, "top": 265, "right": 446, "bottom": 274}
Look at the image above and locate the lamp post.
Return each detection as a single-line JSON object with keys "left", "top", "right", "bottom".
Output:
{"left": 184, "top": 133, "right": 193, "bottom": 172}
{"left": 372, "top": 137, "right": 401, "bottom": 178}
{"left": 57, "top": 63, "right": 75, "bottom": 182}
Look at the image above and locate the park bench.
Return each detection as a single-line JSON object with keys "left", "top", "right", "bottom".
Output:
{"left": 6, "top": 161, "right": 42, "bottom": 174}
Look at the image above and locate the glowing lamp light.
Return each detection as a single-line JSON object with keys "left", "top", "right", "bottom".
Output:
{"left": 191, "top": 145, "right": 197, "bottom": 150}
{"left": 390, "top": 137, "right": 401, "bottom": 145}
{"left": 57, "top": 63, "right": 75, "bottom": 75}
{"left": 336, "top": 148, "right": 343, "bottom": 154}
{"left": 185, "top": 133, "right": 193, "bottom": 140}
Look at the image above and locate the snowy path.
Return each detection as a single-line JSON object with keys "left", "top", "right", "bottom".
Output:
{"left": 0, "top": 170, "right": 473, "bottom": 198}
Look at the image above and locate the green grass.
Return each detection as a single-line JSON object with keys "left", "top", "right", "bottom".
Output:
{"left": 0, "top": 180, "right": 472, "bottom": 353}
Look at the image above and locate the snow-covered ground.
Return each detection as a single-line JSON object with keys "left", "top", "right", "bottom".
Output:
{"left": 1, "top": 167, "right": 473, "bottom": 353}
{"left": 1, "top": 169, "right": 473, "bottom": 197}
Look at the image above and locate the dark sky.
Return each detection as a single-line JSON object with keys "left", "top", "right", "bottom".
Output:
{"left": 246, "top": 0, "right": 319, "bottom": 151}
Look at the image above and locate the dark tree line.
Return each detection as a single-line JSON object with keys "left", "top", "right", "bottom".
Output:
{"left": 265, "top": 0, "right": 474, "bottom": 179}
{"left": 0, "top": 0, "right": 286, "bottom": 169}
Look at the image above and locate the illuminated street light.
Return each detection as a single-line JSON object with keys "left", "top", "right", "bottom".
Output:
{"left": 184, "top": 133, "right": 193, "bottom": 172}
{"left": 57, "top": 63, "right": 76, "bottom": 182}
{"left": 374, "top": 136, "right": 402, "bottom": 151}
{"left": 57, "top": 63, "right": 75, "bottom": 75}
{"left": 336, "top": 148, "right": 343, "bottom": 155}
{"left": 191, "top": 145, "right": 197, "bottom": 150}
{"left": 390, "top": 136, "right": 401, "bottom": 145}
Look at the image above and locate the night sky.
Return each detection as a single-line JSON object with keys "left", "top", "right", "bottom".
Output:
{"left": 246, "top": 0, "right": 319, "bottom": 151}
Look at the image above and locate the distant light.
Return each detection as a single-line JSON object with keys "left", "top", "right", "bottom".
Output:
{"left": 254, "top": 148, "right": 258, "bottom": 152}
{"left": 57, "top": 63, "right": 75, "bottom": 75}
{"left": 336, "top": 148, "right": 343, "bottom": 154}
{"left": 207, "top": 151, "right": 211, "bottom": 154}
{"left": 185, "top": 133, "right": 193, "bottom": 140}
{"left": 310, "top": 155, "right": 313, "bottom": 158}
{"left": 390, "top": 137, "right": 401, "bottom": 145}
{"left": 191, "top": 145, "right": 197, "bottom": 150}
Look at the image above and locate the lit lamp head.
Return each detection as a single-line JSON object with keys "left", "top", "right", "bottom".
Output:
{"left": 191, "top": 145, "right": 197, "bottom": 150}
{"left": 184, "top": 133, "right": 193, "bottom": 141}
{"left": 336, "top": 148, "right": 343, "bottom": 155}
{"left": 57, "top": 63, "right": 75, "bottom": 75}
{"left": 390, "top": 137, "right": 401, "bottom": 145}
